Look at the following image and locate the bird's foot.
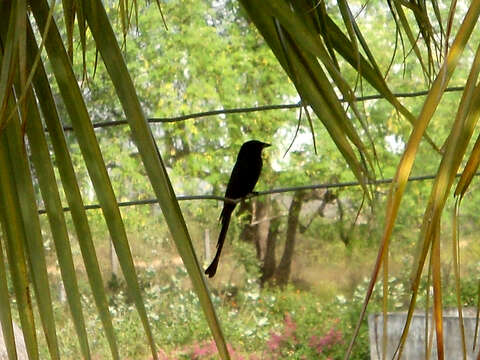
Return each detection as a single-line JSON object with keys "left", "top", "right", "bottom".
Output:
{"left": 246, "top": 191, "right": 258, "bottom": 199}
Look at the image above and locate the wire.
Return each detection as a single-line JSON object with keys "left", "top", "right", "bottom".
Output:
{"left": 37, "top": 171, "right": 478, "bottom": 214}
{"left": 58, "top": 86, "right": 465, "bottom": 131}
{"left": 40, "top": 85, "right": 471, "bottom": 214}
{"left": 61, "top": 103, "right": 301, "bottom": 131}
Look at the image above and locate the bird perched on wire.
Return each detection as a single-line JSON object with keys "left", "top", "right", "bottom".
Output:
{"left": 205, "top": 140, "right": 271, "bottom": 278}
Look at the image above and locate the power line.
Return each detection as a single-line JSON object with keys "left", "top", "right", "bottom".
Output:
{"left": 42, "top": 86, "right": 470, "bottom": 214}
{"left": 60, "top": 103, "right": 301, "bottom": 131}
{"left": 37, "top": 171, "right": 478, "bottom": 214}
{"left": 58, "top": 86, "right": 465, "bottom": 131}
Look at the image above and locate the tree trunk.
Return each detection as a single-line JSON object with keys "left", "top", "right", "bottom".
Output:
{"left": 336, "top": 196, "right": 360, "bottom": 294}
{"left": 261, "top": 212, "right": 280, "bottom": 286}
{"left": 254, "top": 198, "right": 270, "bottom": 260}
{"left": 239, "top": 198, "right": 270, "bottom": 260}
{"left": 238, "top": 200, "right": 254, "bottom": 242}
{"left": 275, "top": 190, "right": 305, "bottom": 286}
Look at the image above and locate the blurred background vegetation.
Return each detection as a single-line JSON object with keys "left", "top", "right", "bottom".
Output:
{"left": 3, "top": 0, "right": 480, "bottom": 358}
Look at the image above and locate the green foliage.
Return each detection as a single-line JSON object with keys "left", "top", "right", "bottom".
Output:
{"left": 44, "top": 265, "right": 374, "bottom": 359}
{"left": 8, "top": 0, "right": 480, "bottom": 358}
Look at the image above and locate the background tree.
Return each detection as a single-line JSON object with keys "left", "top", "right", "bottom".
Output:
{"left": 2, "top": 0, "right": 480, "bottom": 359}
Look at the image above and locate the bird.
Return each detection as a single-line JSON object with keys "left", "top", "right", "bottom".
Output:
{"left": 205, "top": 140, "right": 271, "bottom": 278}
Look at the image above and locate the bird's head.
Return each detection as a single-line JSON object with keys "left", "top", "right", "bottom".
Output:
{"left": 236, "top": 140, "right": 271, "bottom": 161}
{"left": 241, "top": 140, "right": 271, "bottom": 152}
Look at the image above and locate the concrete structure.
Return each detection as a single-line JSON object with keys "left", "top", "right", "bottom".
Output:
{"left": 368, "top": 310, "right": 480, "bottom": 359}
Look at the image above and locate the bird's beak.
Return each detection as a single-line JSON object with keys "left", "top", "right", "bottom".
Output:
{"left": 263, "top": 143, "right": 271, "bottom": 148}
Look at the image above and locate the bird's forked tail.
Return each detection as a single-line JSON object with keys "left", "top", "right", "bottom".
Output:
{"left": 204, "top": 208, "right": 232, "bottom": 278}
